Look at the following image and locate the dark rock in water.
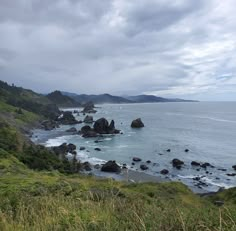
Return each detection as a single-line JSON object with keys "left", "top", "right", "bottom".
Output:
{"left": 191, "top": 161, "right": 201, "bottom": 166}
{"left": 93, "top": 118, "right": 120, "bottom": 134}
{"left": 82, "top": 101, "right": 97, "bottom": 113}
{"left": 101, "top": 160, "right": 121, "bottom": 173}
{"left": 133, "top": 157, "right": 142, "bottom": 162}
{"left": 80, "top": 146, "right": 86, "bottom": 151}
{"left": 193, "top": 177, "right": 201, "bottom": 181}
{"left": 160, "top": 169, "right": 169, "bottom": 175}
{"left": 185, "top": 149, "right": 189, "bottom": 152}
{"left": 232, "top": 165, "right": 236, "bottom": 170}
{"left": 80, "top": 125, "right": 92, "bottom": 133}
{"left": 140, "top": 164, "right": 148, "bottom": 170}
{"left": 94, "top": 140, "right": 103, "bottom": 143}
{"left": 79, "top": 118, "right": 120, "bottom": 137}
{"left": 226, "top": 173, "right": 236, "bottom": 177}
{"left": 146, "top": 160, "right": 151, "bottom": 164}
{"left": 94, "top": 148, "right": 101, "bottom": 151}
{"left": 214, "top": 201, "right": 224, "bottom": 207}
{"left": 84, "top": 115, "right": 93, "bottom": 123}
{"left": 215, "top": 177, "right": 220, "bottom": 180}
{"left": 109, "top": 120, "right": 115, "bottom": 130}
{"left": 66, "top": 127, "right": 77, "bottom": 133}
{"left": 201, "top": 162, "right": 214, "bottom": 168}
{"left": 131, "top": 162, "right": 135, "bottom": 165}
{"left": 166, "top": 149, "right": 171, "bottom": 152}
{"left": 57, "top": 111, "right": 79, "bottom": 125}
{"left": 218, "top": 168, "right": 227, "bottom": 172}
{"left": 83, "top": 162, "right": 92, "bottom": 171}
{"left": 172, "top": 159, "right": 184, "bottom": 169}
{"left": 131, "top": 118, "right": 144, "bottom": 128}
{"left": 41, "top": 120, "right": 59, "bottom": 130}
{"left": 94, "top": 118, "right": 108, "bottom": 133}
{"left": 71, "top": 150, "right": 77, "bottom": 155}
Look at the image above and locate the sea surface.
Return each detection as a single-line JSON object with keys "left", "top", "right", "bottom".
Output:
{"left": 32, "top": 102, "right": 236, "bottom": 192}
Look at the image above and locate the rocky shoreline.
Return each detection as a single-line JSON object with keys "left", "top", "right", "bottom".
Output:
{"left": 30, "top": 103, "right": 236, "bottom": 194}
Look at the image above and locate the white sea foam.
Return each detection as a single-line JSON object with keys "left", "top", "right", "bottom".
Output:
{"left": 104, "top": 137, "right": 112, "bottom": 141}
{"left": 76, "top": 151, "right": 106, "bottom": 165}
{"left": 178, "top": 175, "right": 202, "bottom": 179}
{"left": 44, "top": 136, "right": 69, "bottom": 147}
{"left": 203, "top": 177, "right": 235, "bottom": 189}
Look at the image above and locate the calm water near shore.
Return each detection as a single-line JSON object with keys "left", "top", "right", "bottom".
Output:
{"left": 32, "top": 102, "right": 236, "bottom": 192}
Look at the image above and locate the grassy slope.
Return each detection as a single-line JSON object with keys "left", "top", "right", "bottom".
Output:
{"left": 0, "top": 152, "right": 236, "bottom": 230}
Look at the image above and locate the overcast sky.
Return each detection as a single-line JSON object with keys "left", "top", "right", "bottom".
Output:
{"left": 0, "top": 0, "right": 236, "bottom": 100}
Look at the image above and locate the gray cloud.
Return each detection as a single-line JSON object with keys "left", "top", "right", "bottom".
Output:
{"left": 0, "top": 0, "right": 236, "bottom": 100}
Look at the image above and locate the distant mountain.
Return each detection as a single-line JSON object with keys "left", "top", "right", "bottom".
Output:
{"left": 46, "top": 91, "right": 81, "bottom": 107}
{"left": 125, "top": 95, "right": 197, "bottom": 103}
{"left": 62, "top": 92, "right": 197, "bottom": 104}
{"left": 62, "top": 93, "right": 133, "bottom": 104}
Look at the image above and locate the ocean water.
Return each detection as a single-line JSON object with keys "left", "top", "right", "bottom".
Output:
{"left": 32, "top": 102, "right": 236, "bottom": 192}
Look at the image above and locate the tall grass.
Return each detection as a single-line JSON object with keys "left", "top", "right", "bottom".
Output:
{"left": 0, "top": 180, "right": 236, "bottom": 231}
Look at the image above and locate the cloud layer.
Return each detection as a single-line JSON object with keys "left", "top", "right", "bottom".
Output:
{"left": 0, "top": 0, "right": 236, "bottom": 100}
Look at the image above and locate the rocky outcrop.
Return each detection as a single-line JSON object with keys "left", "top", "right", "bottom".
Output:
{"left": 79, "top": 118, "right": 120, "bottom": 137}
{"left": 101, "top": 160, "right": 121, "bottom": 173}
{"left": 52, "top": 143, "right": 77, "bottom": 157}
{"left": 41, "top": 120, "right": 59, "bottom": 130}
{"left": 82, "top": 162, "right": 92, "bottom": 171}
{"left": 131, "top": 118, "right": 144, "bottom": 128}
{"left": 84, "top": 115, "right": 93, "bottom": 123}
{"left": 79, "top": 125, "right": 98, "bottom": 138}
{"left": 191, "top": 161, "right": 201, "bottom": 166}
{"left": 172, "top": 159, "right": 184, "bottom": 169}
{"left": 93, "top": 118, "right": 120, "bottom": 134}
{"left": 82, "top": 101, "right": 97, "bottom": 113}
{"left": 57, "top": 111, "right": 80, "bottom": 125}
{"left": 232, "top": 165, "right": 236, "bottom": 170}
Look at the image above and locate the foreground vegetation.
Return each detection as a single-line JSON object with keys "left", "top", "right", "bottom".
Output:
{"left": 0, "top": 151, "right": 236, "bottom": 230}
{"left": 0, "top": 80, "right": 236, "bottom": 230}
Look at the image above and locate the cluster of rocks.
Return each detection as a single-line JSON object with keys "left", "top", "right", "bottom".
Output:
{"left": 79, "top": 118, "right": 120, "bottom": 138}
{"left": 41, "top": 111, "right": 81, "bottom": 130}
{"left": 57, "top": 111, "right": 82, "bottom": 125}
{"left": 51, "top": 142, "right": 77, "bottom": 160}
{"left": 41, "top": 120, "right": 59, "bottom": 130}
